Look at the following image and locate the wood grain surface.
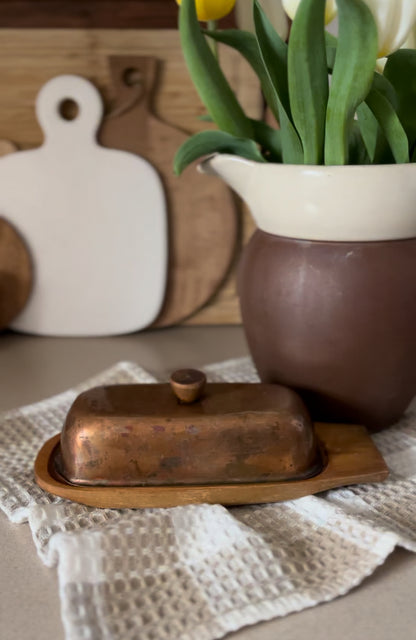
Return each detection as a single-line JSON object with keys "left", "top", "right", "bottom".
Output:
{"left": 0, "top": 139, "right": 32, "bottom": 330}
{"left": 0, "top": 29, "right": 262, "bottom": 324}
{"left": 0, "top": 139, "right": 18, "bottom": 156}
{"left": 0, "top": 1, "right": 237, "bottom": 29}
{"left": 99, "top": 56, "right": 239, "bottom": 327}
{"left": 34, "top": 423, "right": 389, "bottom": 508}
{"left": 0, "top": 217, "right": 32, "bottom": 330}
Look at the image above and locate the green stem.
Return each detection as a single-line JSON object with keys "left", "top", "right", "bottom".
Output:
{"left": 207, "top": 20, "right": 218, "bottom": 58}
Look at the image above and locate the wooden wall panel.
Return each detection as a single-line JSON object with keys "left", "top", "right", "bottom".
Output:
{"left": 0, "top": 0, "right": 234, "bottom": 29}
{"left": 0, "top": 1, "right": 236, "bottom": 28}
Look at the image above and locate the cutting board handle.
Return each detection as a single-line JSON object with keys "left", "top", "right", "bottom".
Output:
{"left": 106, "top": 56, "right": 158, "bottom": 122}
{"left": 36, "top": 74, "right": 104, "bottom": 145}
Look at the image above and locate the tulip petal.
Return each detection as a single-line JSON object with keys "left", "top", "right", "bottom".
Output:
{"left": 362, "top": 0, "right": 416, "bottom": 57}
{"left": 282, "top": 0, "right": 337, "bottom": 24}
{"left": 402, "top": 24, "right": 416, "bottom": 49}
{"left": 176, "top": 0, "right": 236, "bottom": 22}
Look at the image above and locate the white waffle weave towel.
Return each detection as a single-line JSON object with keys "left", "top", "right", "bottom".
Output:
{"left": 1, "top": 360, "right": 415, "bottom": 640}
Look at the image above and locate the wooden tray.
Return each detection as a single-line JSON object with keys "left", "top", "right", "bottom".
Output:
{"left": 99, "top": 56, "right": 239, "bottom": 328}
{"left": 34, "top": 423, "right": 389, "bottom": 508}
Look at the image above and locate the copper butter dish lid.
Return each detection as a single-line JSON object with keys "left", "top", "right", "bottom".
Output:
{"left": 35, "top": 369, "right": 388, "bottom": 509}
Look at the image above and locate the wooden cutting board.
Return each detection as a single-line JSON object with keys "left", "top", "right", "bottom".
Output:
{"left": 99, "top": 56, "right": 239, "bottom": 327}
{"left": 0, "top": 216, "right": 32, "bottom": 330}
{"left": 0, "top": 139, "right": 33, "bottom": 330}
{"left": 0, "top": 74, "right": 168, "bottom": 336}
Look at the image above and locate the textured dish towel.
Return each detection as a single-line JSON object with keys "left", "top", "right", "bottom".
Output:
{"left": 1, "top": 359, "right": 416, "bottom": 640}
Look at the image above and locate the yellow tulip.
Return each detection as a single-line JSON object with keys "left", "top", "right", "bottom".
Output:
{"left": 176, "top": 0, "right": 236, "bottom": 22}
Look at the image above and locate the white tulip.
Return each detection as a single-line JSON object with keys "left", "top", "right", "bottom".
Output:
{"left": 282, "top": 0, "right": 416, "bottom": 58}
{"left": 363, "top": 0, "right": 416, "bottom": 57}
{"left": 376, "top": 18, "right": 416, "bottom": 72}
{"left": 282, "top": 0, "right": 337, "bottom": 25}
{"left": 402, "top": 23, "right": 416, "bottom": 49}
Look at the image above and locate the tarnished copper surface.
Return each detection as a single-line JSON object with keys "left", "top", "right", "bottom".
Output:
{"left": 56, "top": 373, "right": 322, "bottom": 487}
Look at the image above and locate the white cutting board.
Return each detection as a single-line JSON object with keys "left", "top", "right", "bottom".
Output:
{"left": 0, "top": 75, "right": 167, "bottom": 336}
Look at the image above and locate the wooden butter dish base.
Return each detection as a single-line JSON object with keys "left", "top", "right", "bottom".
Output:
{"left": 34, "top": 423, "right": 389, "bottom": 509}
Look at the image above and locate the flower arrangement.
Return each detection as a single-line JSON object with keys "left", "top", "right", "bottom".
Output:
{"left": 174, "top": 0, "right": 416, "bottom": 174}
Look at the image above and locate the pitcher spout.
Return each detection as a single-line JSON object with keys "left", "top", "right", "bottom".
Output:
{"left": 198, "top": 154, "right": 256, "bottom": 203}
{"left": 199, "top": 157, "right": 416, "bottom": 242}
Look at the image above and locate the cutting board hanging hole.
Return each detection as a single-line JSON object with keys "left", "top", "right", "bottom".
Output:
{"left": 123, "top": 67, "right": 142, "bottom": 87}
{"left": 105, "top": 67, "right": 146, "bottom": 120}
{"left": 36, "top": 75, "right": 103, "bottom": 144}
{"left": 58, "top": 98, "right": 79, "bottom": 121}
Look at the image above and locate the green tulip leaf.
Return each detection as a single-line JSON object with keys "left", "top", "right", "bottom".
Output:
{"left": 253, "top": 0, "right": 303, "bottom": 164}
{"left": 199, "top": 30, "right": 283, "bottom": 161}
{"left": 384, "top": 49, "right": 416, "bottom": 150}
{"left": 173, "top": 130, "right": 266, "bottom": 175}
{"left": 325, "top": 32, "right": 337, "bottom": 70}
{"left": 250, "top": 118, "right": 282, "bottom": 162}
{"left": 204, "top": 28, "right": 282, "bottom": 125}
{"left": 356, "top": 102, "right": 379, "bottom": 162}
{"left": 348, "top": 121, "right": 370, "bottom": 165}
{"left": 364, "top": 88, "right": 409, "bottom": 163}
{"left": 371, "top": 73, "right": 398, "bottom": 111}
{"left": 288, "top": 0, "right": 328, "bottom": 164}
{"left": 251, "top": 3, "right": 290, "bottom": 117}
{"left": 325, "top": 32, "right": 398, "bottom": 108}
{"left": 356, "top": 103, "right": 391, "bottom": 164}
{"left": 327, "top": 31, "right": 401, "bottom": 163}
{"left": 179, "top": 0, "right": 253, "bottom": 138}
{"left": 325, "top": 0, "right": 378, "bottom": 165}
{"left": 198, "top": 113, "right": 214, "bottom": 122}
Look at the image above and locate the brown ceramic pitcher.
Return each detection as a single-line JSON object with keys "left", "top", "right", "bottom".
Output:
{"left": 200, "top": 155, "right": 416, "bottom": 431}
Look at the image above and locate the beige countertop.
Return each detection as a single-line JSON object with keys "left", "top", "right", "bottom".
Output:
{"left": 0, "top": 326, "right": 415, "bottom": 640}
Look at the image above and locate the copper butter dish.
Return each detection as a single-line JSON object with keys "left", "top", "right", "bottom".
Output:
{"left": 35, "top": 369, "right": 388, "bottom": 508}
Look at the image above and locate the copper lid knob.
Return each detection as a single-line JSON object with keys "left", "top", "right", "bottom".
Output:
{"left": 170, "top": 369, "right": 207, "bottom": 404}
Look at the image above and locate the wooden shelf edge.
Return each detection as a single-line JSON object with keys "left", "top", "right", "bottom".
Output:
{"left": 0, "top": 2, "right": 237, "bottom": 29}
